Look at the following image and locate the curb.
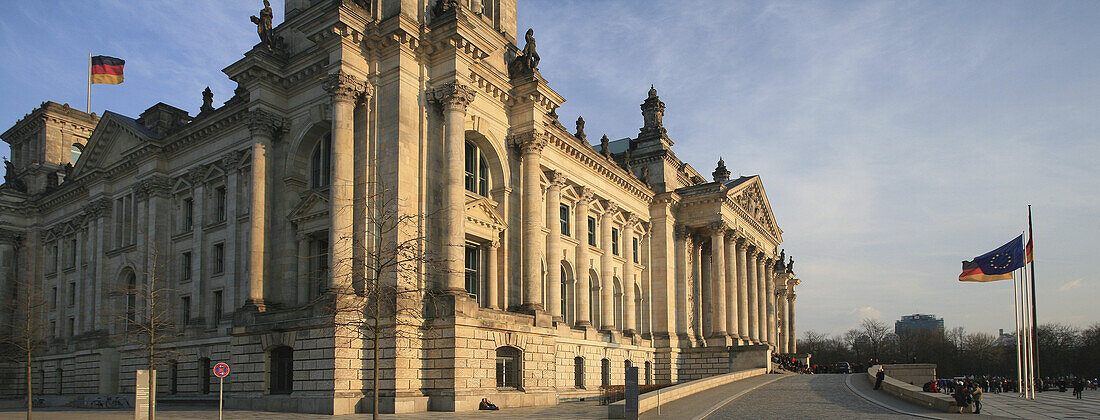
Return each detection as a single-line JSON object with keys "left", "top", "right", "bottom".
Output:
{"left": 691, "top": 374, "right": 791, "bottom": 420}
{"left": 844, "top": 373, "right": 948, "bottom": 420}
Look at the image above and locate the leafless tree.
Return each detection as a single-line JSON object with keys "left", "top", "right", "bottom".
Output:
{"left": 306, "top": 182, "right": 447, "bottom": 419}
{"left": 858, "top": 318, "right": 890, "bottom": 361}
{"left": 0, "top": 245, "right": 48, "bottom": 420}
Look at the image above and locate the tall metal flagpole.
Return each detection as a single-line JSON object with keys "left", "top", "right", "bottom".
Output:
{"left": 87, "top": 53, "right": 92, "bottom": 113}
{"left": 1013, "top": 267, "right": 1024, "bottom": 397}
{"left": 1022, "top": 259, "right": 1035, "bottom": 399}
{"left": 1028, "top": 205, "right": 1040, "bottom": 384}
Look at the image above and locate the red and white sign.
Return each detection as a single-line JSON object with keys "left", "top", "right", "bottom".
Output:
{"left": 213, "top": 362, "right": 230, "bottom": 378}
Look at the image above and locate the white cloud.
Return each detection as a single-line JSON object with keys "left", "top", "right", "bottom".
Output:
{"left": 1059, "top": 279, "right": 1083, "bottom": 292}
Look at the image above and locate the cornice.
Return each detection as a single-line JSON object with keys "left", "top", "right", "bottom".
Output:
{"left": 543, "top": 129, "right": 654, "bottom": 204}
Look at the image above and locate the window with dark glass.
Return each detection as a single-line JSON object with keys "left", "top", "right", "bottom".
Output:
{"left": 55, "top": 368, "right": 62, "bottom": 394}
{"left": 71, "top": 143, "right": 83, "bottom": 164}
{"left": 51, "top": 245, "right": 58, "bottom": 271}
{"left": 67, "top": 318, "right": 74, "bottom": 337}
{"left": 269, "top": 346, "right": 294, "bottom": 394}
{"left": 51, "top": 286, "right": 57, "bottom": 308}
{"left": 68, "top": 282, "right": 75, "bottom": 306}
{"left": 574, "top": 357, "right": 585, "bottom": 389}
{"left": 611, "top": 227, "right": 620, "bottom": 255}
{"left": 213, "top": 290, "right": 223, "bottom": 325}
{"left": 182, "top": 197, "right": 194, "bottom": 231}
{"left": 625, "top": 359, "right": 633, "bottom": 370}
{"left": 560, "top": 267, "right": 568, "bottom": 323}
{"left": 311, "top": 133, "right": 332, "bottom": 188}
{"left": 215, "top": 186, "right": 227, "bottom": 222}
{"left": 169, "top": 361, "right": 178, "bottom": 394}
{"left": 588, "top": 217, "right": 597, "bottom": 246}
{"left": 181, "top": 252, "right": 192, "bottom": 281}
{"left": 213, "top": 243, "right": 225, "bottom": 274}
{"left": 645, "top": 361, "right": 652, "bottom": 385}
{"left": 632, "top": 237, "right": 639, "bottom": 263}
{"left": 495, "top": 346, "right": 521, "bottom": 389}
{"left": 464, "top": 141, "right": 490, "bottom": 196}
{"left": 125, "top": 272, "right": 136, "bottom": 323}
{"left": 601, "top": 358, "right": 611, "bottom": 386}
{"left": 314, "top": 238, "right": 330, "bottom": 296}
{"left": 465, "top": 244, "right": 481, "bottom": 301}
{"left": 560, "top": 204, "right": 570, "bottom": 236}
{"left": 68, "top": 238, "right": 76, "bottom": 268}
{"left": 181, "top": 296, "right": 191, "bottom": 323}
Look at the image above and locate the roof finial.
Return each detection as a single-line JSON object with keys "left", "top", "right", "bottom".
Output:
{"left": 712, "top": 157, "right": 730, "bottom": 183}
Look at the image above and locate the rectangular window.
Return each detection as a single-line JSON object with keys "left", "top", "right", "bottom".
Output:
{"left": 181, "top": 296, "right": 191, "bottom": 324}
{"left": 215, "top": 186, "right": 227, "bottom": 222}
{"left": 67, "top": 318, "right": 74, "bottom": 338}
{"left": 213, "top": 290, "right": 223, "bottom": 325}
{"left": 612, "top": 227, "right": 620, "bottom": 255}
{"left": 213, "top": 243, "right": 225, "bottom": 274}
{"left": 465, "top": 245, "right": 481, "bottom": 302}
{"left": 51, "top": 245, "right": 59, "bottom": 271}
{"left": 588, "top": 217, "right": 597, "bottom": 246}
{"left": 170, "top": 361, "right": 178, "bottom": 395}
{"left": 560, "top": 204, "right": 570, "bottom": 236}
{"left": 68, "top": 282, "right": 75, "bottom": 306}
{"left": 182, "top": 197, "right": 194, "bottom": 232}
{"left": 51, "top": 286, "right": 57, "bottom": 308}
{"left": 464, "top": 142, "right": 477, "bottom": 193}
{"left": 200, "top": 358, "right": 211, "bottom": 394}
{"left": 633, "top": 237, "right": 639, "bottom": 263}
{"left": 181, "top": 252, "right": 192, "bottom": 281}
{"left": 68, "top": 239, "right": 77, "bottom": 268}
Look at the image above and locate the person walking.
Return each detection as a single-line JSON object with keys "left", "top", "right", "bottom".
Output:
{"left": 875, "top": 367, "right": 886, "bottom": 390}
{"left": 972, "top": 384, "right": 983, "bottom": 414}
{"left": 1073, "top": 379, "right": 1084, "bottom": 399}
{"left": 954, "top": 384, "right": 971, "bottom": 414}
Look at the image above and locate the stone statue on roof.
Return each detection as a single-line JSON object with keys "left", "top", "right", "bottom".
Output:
{"left": 200, "top": 87, "right": 215, "bottom": 114}
{"left": 575, "top": 116, "right": 586, "bottom": 141}
{"left": 509, "top": 28, "right": 541, "bottom": 78}
{"left": 775, "top": 250, "right": 786, "bottom": 272}
{"left": 600, "top": 134, "right": 610, "bottom": 157}
{"left": 251, "top": 0, "right": 275, "bottom": 48}
{"left": 787, "top": 257, "right": 795, "bottom": 273}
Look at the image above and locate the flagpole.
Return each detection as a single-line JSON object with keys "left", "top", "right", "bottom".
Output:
{"left": 1028, "top": 205, "right": 1040, "bottom": 385}
{"left": 86, "top": 53, "right": 92, "bottom": 113}
{"left": 1013, "top": 268, "right": 1024, "bottom": 397}
{"left": 1022, "top": 261, "right": 1035, "bottom": 399}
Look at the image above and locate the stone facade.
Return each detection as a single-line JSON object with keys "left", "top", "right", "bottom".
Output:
{"left": 0, "top": 0, "right": 803, "bottom": 415}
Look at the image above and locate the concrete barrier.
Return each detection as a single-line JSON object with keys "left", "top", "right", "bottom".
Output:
{"left": 866, "top": 365, "right": 969, "bottom": 413}
{"left": 608, "top": 368, "right": 767, "bottom": 418}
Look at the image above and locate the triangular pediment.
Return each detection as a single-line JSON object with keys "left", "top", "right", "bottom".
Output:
{"left": 465, "top": 196, "right": 506, "bottom": 231}
{"left": 172, "top": 178, "right": 192, "bottom": 194}
{"left": 288, "top": 190, "right": 329, "bottom": 223}
{"left": 71, "top": 112, "right": 159, "bottom": 178}
{"left": 726, "top": 176, "right": 782, "bottom": 242}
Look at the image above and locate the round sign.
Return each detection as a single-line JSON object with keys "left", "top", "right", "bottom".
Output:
{"left": 213, "top": 362, "right": 230, "bottom": 378}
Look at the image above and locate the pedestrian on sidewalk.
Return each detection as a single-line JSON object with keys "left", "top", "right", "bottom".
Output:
{"left": 971, "top": 384, "right": 983, "bottom": 414}
{"left": 1073, "top": 379, "right": 1084, "bottom": 399}
{"left": 953, "top": 384, "right": 971, "bottom": 414}
{"left": 875, "top": 367, "right": 886, "bottom": 390}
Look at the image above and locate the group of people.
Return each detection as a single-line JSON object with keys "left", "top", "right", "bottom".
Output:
{"left": 772, "top": 354, "right": 812, "bottom": 374}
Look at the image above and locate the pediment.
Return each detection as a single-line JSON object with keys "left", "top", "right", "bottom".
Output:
{"left": 465, "top": 196, "right": 506, "bottom": 231}
{"left": 172, "top": 178, "right": 192, "bottom": 194}
{"left": 288, "top": 190, "right": 329, "bottom": 224}
{"left": 726, "top": 176, "right": 782, "bottom": 242}
{"left": 71, "top": 112, "right": 158, "bottom": 177}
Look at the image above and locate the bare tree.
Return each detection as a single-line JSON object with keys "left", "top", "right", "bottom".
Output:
{"left": 0, "top": 246, "right": 48, "bottom": 420}
{"left": 858, "top": 318, "right": 890, "bottom": 361}
{"left": 307, "top": 182, "right": 447, "bottom": 420}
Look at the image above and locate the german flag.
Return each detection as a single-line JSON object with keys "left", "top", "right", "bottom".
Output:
{"left": 91, "top": 55, "right": 124, "bottom": 85}
{"left": 959, "top": 235, "right": 1025, "bottom": 282}
{"left": 1025, "top": 236, "right": 1033, "bottom": 263}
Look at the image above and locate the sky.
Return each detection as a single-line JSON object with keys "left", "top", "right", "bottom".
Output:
{"left": 1, "top": 1, "right": 1097, "bottom": 337}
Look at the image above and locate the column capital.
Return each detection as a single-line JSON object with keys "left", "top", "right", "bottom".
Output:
{"left": 624, "top": 214, "right": 641, "bottom": 230}
{"left": 787, "top": 293, "right": 796, "bottom": 302}
{"left": 246, "top": 108, "right": 289, "bottom": 138}
{"left": 576, "top": 187, "right": 594, "bottom": 205}
{"left": 83, "top": 197, "right": 111, "bottom": 218}
{"left": 0, "top": 228, "right": 22, "bottom": 246}
{"left": 428, "top": 81, "right": 476, "bottom": 112}
{"left": 509, "top": 130, "right": 548, "bottom": 154}
{"left": 324, "top": 71, "right": 371, "bottom": 103}
{"left": 673, "top": 223, "right": 689, "bottom": 240}
{"left": 706, "top": 221, "right": 728, "bottom": 236}
{"left": 135, "top": 174, "right": 173, "bottom": 200}
{"left": 547, "top": 170, "right": 567, "bottom": 188}
{"left": 602, "top": 201, "right": 619, "bottom": 217}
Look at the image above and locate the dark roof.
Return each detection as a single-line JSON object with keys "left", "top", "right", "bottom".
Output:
{"left": 722, "top": 175, "right": 756, "bottom": 189}
{"left": 103, "top": 111, "right": 162, "bottom": 139}
{"left": 591, "top": 137, "right": 632, "bottom": 154}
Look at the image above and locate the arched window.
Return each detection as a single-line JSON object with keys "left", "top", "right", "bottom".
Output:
{"left": 125, "top": 272, "right": 136, "bottom": 323}
{"left": 644, "top": 361, "right": 652, "bottom": 385}
{"left": 495, "top": 346, "right": 521, "bottom": 389}
{"left": 613, "top": 278, "right": 624, "bottom": 331}
{"left": 573, "top": 356, "right": 585, "bottom": 389}
{"left": 589, "top": 272, "right": 601, "bottom": 329}
{"left": 70, "top": 144, "right": 83, "bottom": 164}
{"left": 464, "top": 141, "right": 490, "bottom": 196}
{"left": 269, "top": 346, "right": 294, "bottom": 394}
{"left": 310, "top": 133, "right": 332, "bottom": 188}
{"left": 634, "top": 282, "right": 643, "bottom": 335}
{"left": 560, "top": 266, "right": 570, "bottom": 324}
{"left": 601, "top": 358, "right": 611, "bottom": 387}
{"left": 624, "top": 359, "right": 632, "bottom": 370}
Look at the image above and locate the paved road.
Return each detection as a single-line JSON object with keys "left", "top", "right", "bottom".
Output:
{"left": 706, "top": 374, "right": 908, "bottom": 419}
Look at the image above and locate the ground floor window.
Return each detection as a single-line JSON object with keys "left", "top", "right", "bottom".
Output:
{"left": 495, "top": 346, "right": 521, "bottom": 389}
{"left": 465, "top": 244, "right": 482, "bottom": 301}
{"left": 170, "top": 361, "right": 178, "bottom": 394}
{"left": 200, "top": 357, "right": 211, "bottom": 394}
{"left": 269, "top": 347, "right": 294, "bottom": 394}
{"left": 601, "top": 358, "right": 611, "bottom": 387}
{"left": 574, "top": 357, "right": 585, "bottom": 389}
{"left": 645, "top": 361, "right": 653, "bottom": 385}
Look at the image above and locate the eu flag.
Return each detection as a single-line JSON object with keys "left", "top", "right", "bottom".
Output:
{"left": 959, "top": 235, "right": 1025, "bottom": 282}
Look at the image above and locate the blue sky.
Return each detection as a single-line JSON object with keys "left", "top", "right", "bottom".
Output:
{"left": 2, "top": 1, "right": 1097, "bottom": 336}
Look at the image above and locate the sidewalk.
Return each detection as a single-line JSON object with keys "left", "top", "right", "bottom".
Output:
{"left": 640, "top": 372, "right": 790, "bottom": 420}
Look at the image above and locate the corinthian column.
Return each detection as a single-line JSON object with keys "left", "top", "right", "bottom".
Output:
{"left": 787, "top": 292, "right": 797, "bottom": 353}
{"left": 736, "top": 238, "right": 749, "bottom": 342}
{"left": 546, "top": 171, "right": 565, "bottom": 320}
{"left": 707, "top": 222, "right": 728, "bottom": 341}
{"left": 766, "top": 259, "right": 778, "bottom": 348}
{"left": 746, "top": 246, "right": 759, "bottom": 343}
{"left": 778, "top": 288, "right": 789, "bottom": 353}
{"left": 324, "top": 72, "right": 366, "bottom": 292}
{"left": 599, "top": 202, "right": 618, "bottom": 331}
{"left": 515, "top": 132, "right": 547, "bottom": 312}
{"left": 672, "top": 224, "right": 689, "bottom": 337}
{"left": 623, "top": 216, "right": 638, "bottom": 334}
{"left": 428, "top": 82, "right": 476, "bottom": 295}
{"left": 724, "top": 234, "right": 738, "bottom": 343}
{"left": 244, "top": 109, "right": 285, "bottom": 310}
{"left": 756, "top": 252, "right": 768, "bottom": 344}
{"left": 574, "top": 188, "right": 593, "bottom": 327}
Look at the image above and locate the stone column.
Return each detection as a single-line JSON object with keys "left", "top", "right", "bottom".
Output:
{"left": 296, "top": 234, "right": 310, "bottom": 305}
{"left": 672, "top": 224, "right": 689, "bottom": 337}
{"left": 486, "top": 239, "right": 500, "bottom": 309}
{"left": 756, "top": 252, "right": 768, "bottom": 344}
{"left": 778, "top": 289, "right": 789, "bottom": 353}
{"left": 690, "top": 233, "right": 704, "bottom": 339}
{"left": 0, "top": 231, "right": 17, "bottom": 334}
{"left": 244, "top": 110, "right": 282, "bottom": 310}
{"left": 766, "top": 260, "right": 777, "bottom": 348}
{"left": 574, "top": 189, "right": 592, "bottom": 327}
{"left": 427, "top": 82, "right": 474, "bottom": 296}
{"left": 546, "top": 171, "right": 565, "bottom": 320}
{"left": 746, "top": 246, "right": 759, "bottom": 343}
{"left": 323, "top": 72, "right": 366, "bottom": 293}
{"left": 787, "top": 292, "right": 797, "bottom": 353}
{"left": 623, "top": 216, "right": 637, "bottom": 334}
{"left": 517, "top": 134, "right": 546, "bottom": 312}
{"left": 724, "top": 234, "right": 739, "bottom": 343}
{"left": 736, "top": 238, "right": 749, "bottom": 342}
{"left": 707, "top": 222, "right": 727, "bottom": 341}
{"left": 599, "top": 202, "right": 617, "bottom": 331}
